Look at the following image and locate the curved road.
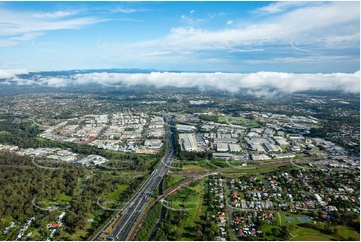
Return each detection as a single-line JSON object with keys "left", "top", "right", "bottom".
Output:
{"left": 127, "top": 173, "right": 215, "bottom": 240}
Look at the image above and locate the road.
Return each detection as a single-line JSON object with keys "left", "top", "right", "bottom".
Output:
{"left": 224, "top": 178, "right": 239, "bottom": 240}
{"left": 127, "top": 173, "right": 216, "bottom": 241}
{"left": 92, "top": 116, "right": 177, "bottom": 241}
{"left": 91, "top": 116, "right": 317, "bottom": 241}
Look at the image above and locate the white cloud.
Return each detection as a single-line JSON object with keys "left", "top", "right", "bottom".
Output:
{"left": 0, "top": 2, "right": 357, "bottom": 71}
{"left": 243, "top": 56, "right": 360, "bottom": 65}
{"left": 181, "top": 11, "right": 227, "bottom": 25}
{"left": 7, "top": 77, "right": 34, "bottom": 86}
{"left": 180, "top": 15, "right": 207, "bottom": 25}
{"left": 32, "top": 10, "right": 81, "bottom": 19}
{"left": 169, "top": 26, "right": 202, "bottom": 35}
{"left": 40, "top": 77, "right": 69, "bottom": 87}
{"left": 0, "top": 7, "right": 110, "bottom": 38}
{"left": 0, "top": 39, "right": 18, "bottom": 47}
{"left": 93, "top": 4, "right": 359, "bottom": 70}
{"left": 10, "top": 32, "right": 44, "bottom": 41}
{"left": 254, "top": 2, "right": 313, "bottom": 14}
{"left": 218, "top": 12, "right": 227, "bottom": 16}
{"left": 112, "top": 8, "right": 148, "bottom": 14}
{"left": 121, "top": 1, "right": 358, "bottom": 59}
{"left": 0, "top": 69, "right": 28, "bottom": 79}
{"left": 0, "top": 80, "right": 11, "bottom": 85}
{"left": 5, "top": 71, "right": 357, "bottom": 94}
{"left": 0, "top": 6, "right": 108, "bottom": 50}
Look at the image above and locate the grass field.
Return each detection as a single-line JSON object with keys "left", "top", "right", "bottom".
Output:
{"left": 290, "top": 233, "right": 332, "bottom": 241}
{"left": 0, "top": 130, "right": 10, "bottom": 135}
{"left": 102, "top": 184, "right": 128, "bottom": 200}
{"left": 182, "top": 164, "right": 209, "bottom": 172}
{"left": 170, "top": 161, "right": 217, "bottom": 173}
{"left": 338, "top": 226, "right": 360, "bottom": 240}
{"left": 210, "top": 159, "right": 233, "bottom": 168}
{"left": 67, "top": 228, "right": 88, "bottom": 240}
{"left": 165, "top": 176, "right": 187, "bottom": 189}
{"left": 162, "top": 181, "right": 203, "bottom": 240}
{"left": 309, "top": 151, "right": 326, "bottom": 156}
{"left": 196, "top": 190, "right": 207, "bottom": 221}
{"left": 179, "top": 191, "right": 202, "bottom": 240}
{"left": 222, "top": 164, "right": 289, "bottom": 174}
{"left": 185, "top": 182, "right": 203, "bottom": 192}
{"left": 218, "top": 116, "right": 260, "bottom": 128}
{"left": 261, "top": 223, "right": 281, "bottom": 240}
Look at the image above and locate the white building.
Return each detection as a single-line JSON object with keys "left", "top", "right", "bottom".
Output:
{"left": 213, "top": 153, "right": 233, "bottom": 160}
{"left": 213, "top": 138, "right": 238, "bottom": 144}
{"left": 179, "top": 133, "right": 198, "bottom": 151}
{"left": 217, "top": 143, "right": 229, "bottom": 152}
{"left": 176, "top": 124, "right": 196, "bottom": 133}
{"left": 252, "top": 154, "right": 271, "bottom": 160}
{"left": 229, "top": 144, "right": 242, "bottom": 152}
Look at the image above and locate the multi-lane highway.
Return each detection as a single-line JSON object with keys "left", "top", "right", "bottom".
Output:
{"left": 92, "top": 116, "right": 176, "bottom": 241}
{"left": 92, "top": 115, "right": 320, "bottom": 241}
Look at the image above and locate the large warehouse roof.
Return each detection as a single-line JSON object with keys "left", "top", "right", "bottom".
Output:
{"left": 179, "top": 133, "right": 197, "bottom": 151}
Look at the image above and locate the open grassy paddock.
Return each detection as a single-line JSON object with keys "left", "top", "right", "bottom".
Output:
{"left": 218, "top": 116, "right": 261, "bottom": 128}
{"left": 290, "top": 233, "right": 332, "bottom": 241}
{"left": 182, "top": 164, "right": 209, "bottom": 172}
{"left": 337, "top": 225, "right": 360, "bottom": 240}
{"left": 222, "top": 163, "right": 290, "bottom": 174}
{"left": 160, "top": 180, "right": 204, "bottom": 240}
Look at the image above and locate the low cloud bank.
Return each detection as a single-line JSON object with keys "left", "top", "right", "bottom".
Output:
{"left": 0, "top": 69, "right": 28, "bottom": 79}
{"left": 1, "top": 70, "right": 359, "bottom": 94}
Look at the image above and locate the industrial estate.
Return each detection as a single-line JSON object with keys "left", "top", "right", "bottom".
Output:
{"left": 0, "top": 1, "right": 359, "bottom": 241}
{"left": 0, "top": 83, "right": 359, "bottom": 241}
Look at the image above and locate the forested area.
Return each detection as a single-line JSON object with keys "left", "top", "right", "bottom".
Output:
{"left": 0, "top": 151, "right": 87, "bottom": 240}
{"left": 0, "top": 152, "right": 85, "bottom": 222}
{"left": 198, "top": 114, "right": 219, "bottom": 123}
{"left": 64, "top": 174, "right": 147, "bottom": 240}
{"left": 0, "top": 116, "right": 164, "bottom": 239}
{"left": 0, "top": 150, "right": 149, "bottom": 240}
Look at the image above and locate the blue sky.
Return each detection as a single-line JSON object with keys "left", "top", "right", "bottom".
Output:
{"left": 0, "top": 1, "right": 359, "bottom": 73}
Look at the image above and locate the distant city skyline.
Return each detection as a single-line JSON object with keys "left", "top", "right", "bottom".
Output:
{"left": 0, "top": 1, "right": 359, "bottom": 73}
